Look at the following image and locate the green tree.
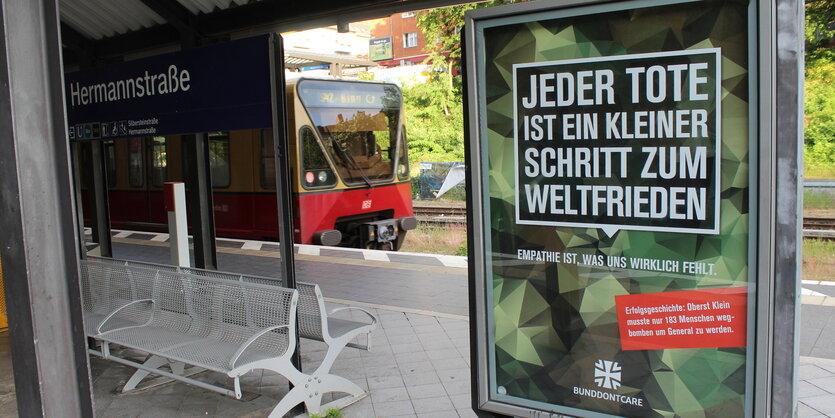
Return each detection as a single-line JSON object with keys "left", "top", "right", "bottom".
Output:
{"left": 401, "top": 0, "right": 526, "bottom": 163}
{"left": 417, "top": 1, "right": 526, "bottom": 81}
{"left": 402, "top": 72, "right": 465, "bottom": 164}
{"left": 804, "top": 0, "right": 835, "bottom": 177}
{"left": 806, "top": 0, "right": 835, "bottom": 61}
{"left": 805, "top": 58, "right": 835, "bottom": 177}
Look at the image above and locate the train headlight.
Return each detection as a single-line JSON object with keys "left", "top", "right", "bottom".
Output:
{"left": 398, "top": 164, "right": 407, "bottom": 176}
{"left": 305, "top": 171, "right": 315, "bottom": 184}
{"left": 318, "top": 171, "right": 328, "bottom": 183}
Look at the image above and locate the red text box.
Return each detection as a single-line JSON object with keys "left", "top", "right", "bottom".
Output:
{"left": 615, "top": 287, "right": 747, "bottom": 350}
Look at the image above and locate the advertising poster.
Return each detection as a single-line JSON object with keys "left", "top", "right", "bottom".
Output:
{"left": 468, "top": 0, "right": 755, "bottom": 416}
{"left": 370, "top": 37, "right": 394, "bottom": 61}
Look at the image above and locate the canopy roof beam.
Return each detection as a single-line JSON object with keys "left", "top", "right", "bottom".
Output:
{"left": 139, "top": 0, "right": 201, "bottom": 45}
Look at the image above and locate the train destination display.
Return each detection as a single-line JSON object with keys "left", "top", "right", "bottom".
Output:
{"left": 467, "top": 0, "right": 756, "bottom": 416}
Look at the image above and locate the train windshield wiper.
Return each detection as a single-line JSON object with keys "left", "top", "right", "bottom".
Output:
{"left": 328, "top": 135, "right": 372, "bottom": 188}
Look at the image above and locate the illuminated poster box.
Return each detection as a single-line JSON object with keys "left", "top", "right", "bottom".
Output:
{"left": 463, "top": 0, "right": 772, "bottom": 416}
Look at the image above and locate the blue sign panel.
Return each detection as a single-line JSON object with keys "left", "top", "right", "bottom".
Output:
{"left": 65, "top": 35, "right": 272, "bottom": 141}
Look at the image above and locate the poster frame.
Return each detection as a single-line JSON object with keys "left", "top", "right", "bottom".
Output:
{"left": 463, "top": 0, "right": 800, "bottom": 416}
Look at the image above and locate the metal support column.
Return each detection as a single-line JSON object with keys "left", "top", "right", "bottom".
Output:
{"left": 183, "top": 133, "right": 218, "bottom": 269}
{"left": 768, "top": 0, "right": 803, "bottom": 415}
{"left": 269, "top": 33, "right": 301, "bottom": 373}
{"left": 89, "top": 140, "right": 112, "bottom": 257}
{"left": 0, "top": 0, "right": 94, "bottom": 416}
{"left": 70, "top": 143, "right": 88, "bottom": 257}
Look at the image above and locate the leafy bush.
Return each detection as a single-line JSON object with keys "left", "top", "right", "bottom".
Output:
{"left": 805, "top": 58, "right": 835, "bottom": 146}
{"left": 805, "top": 57, "right": 835, "bottom": 178}
{"left": 805, "top": 140, "right": 835, "bottom": 178}
{"left": 309, "top": 408, "right": 343, "bottom": 418}
{"left": 402, "top": 72, "right": 465, "bottom": 166}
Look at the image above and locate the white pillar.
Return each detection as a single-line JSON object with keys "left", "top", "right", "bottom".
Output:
{"left": 164, "top": 182, "right": 191, "bottom": 267}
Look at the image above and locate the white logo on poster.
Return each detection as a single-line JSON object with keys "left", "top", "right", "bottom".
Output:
{"left": 594, "top": 359, "right": 621, "bottom": 390}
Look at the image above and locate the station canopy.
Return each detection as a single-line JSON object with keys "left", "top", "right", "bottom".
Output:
{"left": 58, "top": 0, "right": 460, "bottom": 67}
{"left": 284, "top": 50, "right": 375, "bottom": 70}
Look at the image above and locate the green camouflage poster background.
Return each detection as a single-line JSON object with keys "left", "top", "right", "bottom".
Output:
{"left": 477, "top": 0, "right": 753, "bottom": 416}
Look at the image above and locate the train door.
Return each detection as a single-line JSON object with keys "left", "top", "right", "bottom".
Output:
{"left": 253, "top": 128, "right": 281, "bottom": 239}
{"left": 205, "top": 131, "right": 242, "bottom": 237}
{"left": 104, "top": 136, "right": 172, "bottom": 231}
{"left": 78, "top": 140, "right": 118, "bottom": 226}
{"left": 111, "top": 137, "right": 149, "bottom": 227}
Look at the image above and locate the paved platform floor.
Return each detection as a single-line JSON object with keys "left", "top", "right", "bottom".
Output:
{"left": 90, "top": 307, "right": 475, "bottom": 418}
{"left": 799, "top": 357, "right": 835, "bottom": 417}
{"left": 0, "top": 333, "right": 17, "bottom": 418}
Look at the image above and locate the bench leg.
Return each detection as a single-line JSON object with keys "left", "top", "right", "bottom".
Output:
{"left": 259, "top": 365, "right": 355, "bottom": 417}
{"left": 316, "top": 332, "right": 362, "bottom": 378}
{"left": 268, "top": 384, "right": 311, "bottom": 418}
{"left": 315, "top": 332, "right": 370, "bottom": 380}
{"left": 123, "top": 355, "right": 184, "bottom": 392}
{"left": 317, "top": 373, "right": 365, "bottom": 398}
{"left": 266, "top": 374, "right": 364, "bottom": 418}
{"left": 170, "top": 361, "right": 185, "bottom": 376}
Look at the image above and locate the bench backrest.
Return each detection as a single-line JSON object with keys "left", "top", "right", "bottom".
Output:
{"left": 80, "top": 260, "right": 156, "bottom": 315}
{"left": 85, "top": 258, "right": 299, "bottom": 354}
{"left": 150, "top": 270, "right": 298, "bottom": 350}
{"left": 88, "top": 257, "right": 325, "bottom": 340}
{"left": 91, "top": 257, "right": 178, "bottom": 272}
{"left": 179, "top": 267, "right": 244, "bottom": 281}
{"left": 296, "top": 283, "right": 326, "bottom": 340}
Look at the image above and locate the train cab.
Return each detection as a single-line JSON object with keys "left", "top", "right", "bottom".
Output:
{"left": 288, "top": 78, "right": 417, "bottom": 250}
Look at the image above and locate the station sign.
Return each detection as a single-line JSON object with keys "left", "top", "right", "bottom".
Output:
{"left": 465, "top": 0, "right": 759, "bottom": 416}
{"left": 64, "top": 35, "right": 272, "bottom": 141}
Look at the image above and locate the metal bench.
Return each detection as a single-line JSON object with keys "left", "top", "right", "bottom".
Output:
{"left": 79, "top": 261, "right": 156, "bottom": 336}
{"left": 294, "top": 282, "right": 377, "bottom": 380}
{"left": 92, "top": 257, "right": 379, "bottom": 361}
{"left": 80, "top": 260, "right": 366, "bottom": 417}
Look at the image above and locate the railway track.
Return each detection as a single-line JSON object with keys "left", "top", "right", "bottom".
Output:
{"left": 413, "top": 201, "right": 467, "bottom": 226}
{"left": 413, "top": 201, "right": 835, "bottom": 240}
{"left": 805, "top": 217, "right": 835, "bottom": 240}
{"left": 804, "top": 217, "right": 835, "bottom": 230}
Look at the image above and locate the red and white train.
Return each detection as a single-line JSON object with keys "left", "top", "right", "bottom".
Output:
{"left": 80, "top": 78, "right": 416, "bottom": 250}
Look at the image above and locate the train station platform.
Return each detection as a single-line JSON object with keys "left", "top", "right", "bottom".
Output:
{"left": 1, "top": 233, "right": 834, "bottom": 416}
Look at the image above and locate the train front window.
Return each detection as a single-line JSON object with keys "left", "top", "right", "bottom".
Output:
{"left": 297, "top": 80, "right": 401, "bottom": 186}
{"left": 300, "top": 127, "right": 337, "bottom": 189}
{"left": 397, "top": 129, "right": 409, "bottom": 180}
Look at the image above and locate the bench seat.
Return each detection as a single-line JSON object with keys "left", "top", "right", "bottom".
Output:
{"left": 81, "top": 259, "right": 368, "bottom": 417}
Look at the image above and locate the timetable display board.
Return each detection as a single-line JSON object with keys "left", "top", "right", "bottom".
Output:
{"left": 465, "top": 0, "right": 757, "bottom": 416}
